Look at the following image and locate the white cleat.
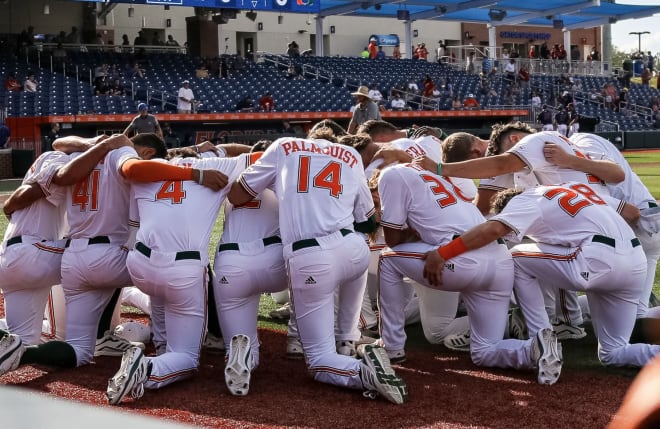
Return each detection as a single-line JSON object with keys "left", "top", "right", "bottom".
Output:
{"left": 360, "top": 344, "right": 408, "bottom": 404}
{"left": 225, "top": 334, "right": 252, "bottom": 396}
{"left": 95, "top": 331, "right": 145, "bottom": 357}
{"left": 531, "top": 328, "right": 563, "bottom": 385}
{"left": 0, "top": 334, "right": 25, "bottom": 376}
{"left": 106, "top": 346, "right": 149, "bottom": 405}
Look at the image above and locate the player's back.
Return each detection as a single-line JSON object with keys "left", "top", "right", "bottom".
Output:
{"left": 4, "top": 151, "right": 68, "bottom": 241}
{"left": 66, "top": 146, "right": 136, "bottom": 241}
{"left": 274, "top": 138, "right": 371, "bottom": 244}
{"left": 378, "top": 163, "right": 484, "bottom": 245}
{"left": 222, "top": 188, "right": 279, "bottom": 243}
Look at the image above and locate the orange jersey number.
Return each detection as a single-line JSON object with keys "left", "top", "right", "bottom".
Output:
{"left": 420, "top": 174, "right": 458, "bottom": 208}
{"left": 297, "top": 155, "right": 343, "bottom": 198}
{"left": 543, "top": 183, "right": 606, "bottom": 217}
{"left": 155, "top": 181, "right": 186, "bottom": 204}
{"left": 72, "top": 170, "right": 100, "bottom": 211}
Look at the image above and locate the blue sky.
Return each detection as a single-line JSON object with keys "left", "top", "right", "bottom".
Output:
{"left": 611, "top": 0, "right": 660, "bottom": 53}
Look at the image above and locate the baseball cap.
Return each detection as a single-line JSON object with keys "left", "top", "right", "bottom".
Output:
{"left": 182, "top": 79, "right": 190, "bottom": 84}
{"left": 137, "top": 103, "right": 148, "bottom": 111}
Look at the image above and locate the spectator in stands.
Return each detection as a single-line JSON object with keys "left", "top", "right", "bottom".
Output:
{"left": 422, "top": 75, "right": 435, "bottom": 98}
{"left": 162, "top": 122, "right": 180, "bottom": 148}
{"left": 93, "top": 33, "right": 104, "bottom": 45}
{"left": 134, "top": 31, "right": 147, "bottom": 46}
{"left": 236, "top": 95, "right": 256, "bottom": 112}
{"left": 4, "top": 73, "right": 21, "bottom": 92}
{"left": 529, "top": 45, "right": 537, "bottom": 60}
{"left": 110, "top": 79, "right": 124, "bottom": 96}
{"left": 451, "top": 95, "right": 462, "bottom": 110}
{"left": 531, "top": 91, "right": 542, "bottom": 109}
{"left": 554, "top": 105, "right": 570, "bottom": 136}
{"left": 0, "top": 122, "right": 10, "bottom": 149}
{"left": 53, "top": 43, "right": 67, "bottom": 60}
{"left": 504, "top": 59, "right": 516, "bottom": 83}
{"left": 94, "top": 63, "right": 108, "bottom": 79}
{"left": 376, "top": 46, "right": 386, "bottom": 59}
{"left": 567, "top": 103, "right": 580, "bottom": 137}
{"left": 618, "top": 87, "right": 628, "bottom": 112}
{"left": 642, "top": 68, "right": 652, "bottom": 86}
{"left": 124, "top": 103, "right": 163, "bottom": 138}
{"left": 501, "top": 48, "right": 510, "bottom": 60}
{"left": 558, "top": 90, "right": 573, "bottom": 107}
{"left": 392, "top": 46, "right": 401, "bottom": 60}
{"left": 416, "top": 43, "right": 429, "bottom": 61}
{"left": 196, "top": 61, "right": 209, "bottom": 79}
{"left": 151, "top": 32, "right": 162, "bottom": 46}
{"left": 407, "top": 78, "right": 419, "bottom": 94}
{"left": 539, "top": 42, "right": 549, "bottom": 60}
{"left": 648, "top": 51, "right": 655, "bottom": 72}
{"left": 177, "top": 80, "right": 195, "bottom": 114}
{"left": 537, "top": 105, "right": 554, "bottom": 131}
{"left": 463, "top": 93, "right": 479, "bottom": 110}
{"left": 94, "top": 76, "right": 109, "bottom": 95}
{"left": 121, "top": 34, "right": 130, "bottom": 47}
{"left": 287, "top": 41, "right": 300, "bottom": 58}
{"left": 557, "top": 44, "right": 567, "bottom": 61}
{"left": 23, "top": 73, "right": 37, "bottom": 92}
{"left": 518, "top": 64, "right": 530, "bottom": 87}
{"left": 368, "top": 39, "right": 378, "bottom": 59}
{"left": 259, "top": 92, "right": 275, "bottom": 111}
{"left": 571, "top": 45, "right": 580, "bottom": 61}
{"left": 65, "top": 26, "right": 80, "bottom": 44}
{"left": 131, "top": 63, "right": 145, "bottom": 79}
{"left": 360, "top": 46, "right": 369, "bottom": 59}
{"left": 465, "top": 51, "right": 475, "bottom": 75}
{"left": 347, "top": 85, "right": 381, "bottom": 134}
{"left": 165, "top": 35, "right": 179, "bottom": 47}
{"left": 389, "top": 92, "right": 408, "bottom": 111}
{"left": 436, "top": 42, "right": 446, "bottom": 63}
{"left": 368, "top": 84, "right": 383, "bottom": 105}
{"left": 590, "top": 47, "right": 600, "bottom": 61}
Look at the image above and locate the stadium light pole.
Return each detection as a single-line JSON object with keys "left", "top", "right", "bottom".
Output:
{"left": 629, "top": 31, "right": 650, "bottom": 53}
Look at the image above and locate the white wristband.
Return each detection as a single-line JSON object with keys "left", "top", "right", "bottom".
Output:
{"left": 197, "top": 169, "right": 204, "bottom": 185}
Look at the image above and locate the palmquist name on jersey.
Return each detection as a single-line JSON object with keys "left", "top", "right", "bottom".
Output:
{"left": 281, "top": 139, "right": 359, "bottom": 168}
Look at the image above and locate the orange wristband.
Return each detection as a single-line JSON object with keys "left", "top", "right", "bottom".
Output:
{"left": 438, "top": 237, "right": 468, "bottom": 260}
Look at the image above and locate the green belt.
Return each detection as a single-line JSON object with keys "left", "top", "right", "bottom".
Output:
{"left": 649, "top": 202, "right": 658, "bottom": 208}
{"left": 65, "top": 236, "right": 110, "bottom": 248}
{"left": 592, "top": 234, "right": 640, "bottom": 248}
{"left": 292, "top": 229, "right": 353, "bottom": 252}
{"left": 135, "top": 241, "right": 201, "bottom": 261}
{"left": 218, "top": 235, "right": 282, "bottom": 252}
{"left": 6, "top": 236, "right": 22, "bottom": 247}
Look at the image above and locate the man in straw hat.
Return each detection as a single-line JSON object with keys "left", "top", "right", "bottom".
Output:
{"left": 348, "top": 86, "right": 381, "bottom": 134}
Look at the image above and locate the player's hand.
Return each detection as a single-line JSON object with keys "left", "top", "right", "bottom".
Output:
{"left": 410, "top": 126, "right": 447, "bottom": 140}
{"left": 411, "top": 155, "right": 439, "bottom": 174}
{"left": 195, "top": 141, "right": 220, "bottom": 155}
{"left": 196, "top": 169, "right": 228, "bottom": 191}
{"left": 104, "top": 134, "right": 134, "bottom": 150}
{"left": 88, "top": 134, "right": 110, "bottom": 146}
{"left": 372, "top": 148, "right": 412, "bottom": 168}
{"left": 543, "top": 143, "right": 573, "bottom": 168}
{"left": 422, "top": 249, "right": 445, "bottom": 287}
{"left": 621, "top": 202, "right": 641, "bottom": 227}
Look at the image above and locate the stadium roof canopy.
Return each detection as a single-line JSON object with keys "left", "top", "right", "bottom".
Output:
{"left": 315, "top": 0, "right": 660, "bottom": 31}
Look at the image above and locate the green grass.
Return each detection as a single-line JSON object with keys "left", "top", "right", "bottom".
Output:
{"left": 624, "top": 151, "right": 660, "bottom": 199}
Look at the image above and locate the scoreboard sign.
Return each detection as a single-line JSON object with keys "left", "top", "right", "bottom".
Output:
{"left": 74, "top": 0, "right": 320, "bottom": 13}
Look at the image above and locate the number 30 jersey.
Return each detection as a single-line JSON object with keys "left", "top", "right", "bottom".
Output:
{"left": 237, "top": 137, "right": 375, "bottom": 245}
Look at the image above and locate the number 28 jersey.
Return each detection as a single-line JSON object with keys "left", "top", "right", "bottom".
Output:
{"left": 237, "top": 137, "right": 375, "bottom": 245}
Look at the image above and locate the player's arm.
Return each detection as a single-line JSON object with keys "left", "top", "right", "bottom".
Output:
{"left": 474, "top": 188, "right": 498, "bottom": 216}
{"left": 372, "top": 148, "right": 413, "bottom": 168}
{"left": 52, "top": 134, "right": 108, "bottom": 154}
{"left": 123, "top": 122, "right": 135, "bottom": 138}
{"left": 414, "top": 153, "right": 525, "bottom": 179}
{"left": 3, "top": 182, "right": 45, "bottom": 218}
{"left": 187, "top": 141, "right": 220, "bottom": 156}
{"left": 227, "top": 180, "right": 253, "bottom": 206}
{"left": 216, "top": 143, "right": 252, "bottom": 157}
{"left": 52, "top": 134, "right": 132, "bottom": 186}
{"left": 121, "top": 159, "right": 228, "bottom": 191}
{"left": 423, "top": 220, "right": 511, "bottom": 286}
{"left": 543, "top": 143, "right": 625, "bottom": 183}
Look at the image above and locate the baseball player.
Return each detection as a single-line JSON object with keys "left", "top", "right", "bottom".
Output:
{"left": 0, "top": 150, "right": 69, "bottom": 345}
{"left": 424, "top": 183, "right": 660, "bottom": 368}
{"left": 377, "top": 162, "right": 561, "bottom": 384}
{"left": 227, "top": 131, "right": 408, "bottom": 404}
{"left": 106, "top": 139, "right": 239, "bottom": 405}
{"left": 0, "top": 134, "right": 226, "bottom": 376}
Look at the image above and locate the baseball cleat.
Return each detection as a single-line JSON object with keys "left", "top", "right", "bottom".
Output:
{"left": 531, "top": 328, "right": 563, "bottom": 385}
{"left": 552, "top": 321, "right": 587, "bottom": 341}
{"left": 0, "top": 334, "right": 25, "bottom": 376}
{"left": 106, "top": 346, "right": 149, "bottom": 405}
{"left": 360, "top": 344, "right": 408, "bottom": 404}
{"left": 269, "top": 303, "right": 291, "bottom": 320}
{"left": 286, "top": 336, "right": 304, "bottom": 360}
{"left": 443, "top": 330, "right": 471, "bottom": 353}
{"left": 336, "top": 340, "right": 356, "bottom": 357}
{"left": 225, "top": 334, "right": 252, "bottom": 396}
{"left": 357, "top": 340, "right": 406, "bottom": 364}
{"left": 95, "top": 331, "right": 145, "bottom": 357}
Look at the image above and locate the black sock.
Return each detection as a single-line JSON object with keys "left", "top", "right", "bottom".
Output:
{"left": 206, "top": 264, "right": 222, "bottom": 338}
{"left": 97, "top": 288, "right": 123, "bottom": 339}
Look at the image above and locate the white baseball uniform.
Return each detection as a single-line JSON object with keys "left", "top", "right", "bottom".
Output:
{"left": 61, "top": 146, "right": 137, "bottom": 366}
{"left": 570, "top": 132, "right": 660, "bottom": 318}
{"left": 210, "top": 153, "right": 286, "bottom": 369}
{"left": 126, "top": 155, "right": 244, "bottom": 389}
{"left": 378, "top": 163, "right": 535, "bottom": 370}
{"left": 0, "top": 151, "right": 68, "bottom": 345}
{"left": 236, "top": 137, "right": 374, "bottom": 390}
{"left": 492, "top": 182, "right": 659, "bottom": 367}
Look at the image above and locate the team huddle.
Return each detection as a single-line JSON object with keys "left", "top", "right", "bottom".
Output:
{"left": 1, "top": 118, "right": 660, "bottom": 406}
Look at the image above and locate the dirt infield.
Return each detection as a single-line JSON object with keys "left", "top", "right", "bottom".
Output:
{"left": 0, "top": 305, "right": 635, "bottom": 429}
